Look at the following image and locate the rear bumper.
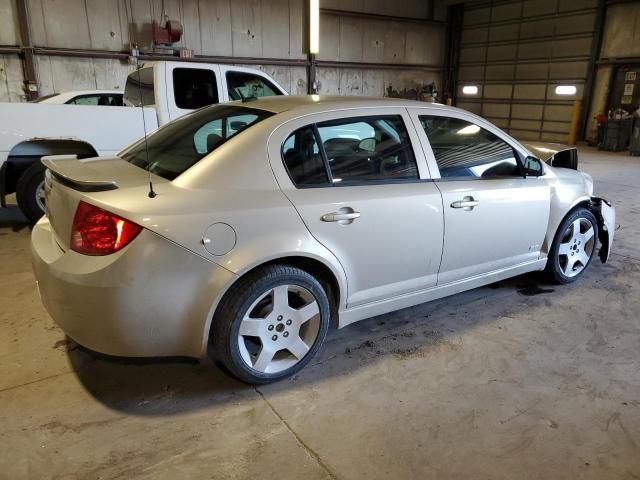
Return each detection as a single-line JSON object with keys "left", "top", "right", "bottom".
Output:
{"left": 31, "top": 216, "right": 236, "bottom": 358}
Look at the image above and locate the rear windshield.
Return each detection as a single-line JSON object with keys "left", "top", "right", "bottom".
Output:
{"left": 120, "top": 105, "right": 273, "bottom": 180}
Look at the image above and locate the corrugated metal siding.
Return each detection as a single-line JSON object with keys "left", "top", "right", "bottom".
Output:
{"left": 456, "top": 0, "right": 598, "bottom": 142}
{"left": 0, "top": 0, "right": 445, "bottom": 101}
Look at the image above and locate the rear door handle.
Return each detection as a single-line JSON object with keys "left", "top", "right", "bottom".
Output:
{"left": 450, "top": 196, "right": 479, "bottom": 210}
{"left": 321, "top": 212, "right": 361, "bottom": 222}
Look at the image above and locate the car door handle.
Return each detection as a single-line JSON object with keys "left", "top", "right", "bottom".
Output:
{"left": 450, "top": 196, "right": 479, "bottom": 210}
{"left": 321, "top": 212, "right": 361, "bottom": 222}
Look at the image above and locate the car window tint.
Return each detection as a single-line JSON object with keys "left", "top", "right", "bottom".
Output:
{"left": 193, "top": 112, "right": 261, "bottom": 155}
{"left": 282, "top": 127, "right": 329, "bottom": 187}
{"left": 173, "top": 68, "right": 219, "bottom": 109}
{"left": 227, "top": 71, "right": 282, "bottom": 100}
{"left": 316, "top": 115, "right": 418, "bottom": 184}
{"left": 69, "top": 95, "right": 122, "bottom": 106}
{"left": 121, "top": 105, "right": 272, "bottom": 180}
{"left": 70, "top": 95, "right": 99, "bottom": 105}
{"left": 419, "top": 115, "right": 521, "bottom": 179}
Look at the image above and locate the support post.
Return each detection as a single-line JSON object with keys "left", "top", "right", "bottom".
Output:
{"left": 308, "top": 53, "right": 317, "bottom": 94}
{"left": 443, "top": 4, "right": 463, "bottom": 106}
{"left": 580, "top": 0, "right": 607, "bottom": 140}
{"left": 568, "top": 100, "right": 582, "bottom": 146}
{"left": 16, "top": 0, "right": 38, "bottom": 100}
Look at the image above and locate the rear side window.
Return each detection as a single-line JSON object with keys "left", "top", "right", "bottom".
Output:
{"left": 282, "top": 127, "right": 329, "bottom": 187}
{"left": 124, "top": 67, "right": 155, "bottom": 106}
{"left": 227, "top": 71, "right": 282, "bottom": 101}
{"left": 317, "top": 115, "right": 418, "bottom": 184}
{"left": 420, "top": 116, "right": 521, "bottom": 179}
{"left": 173, "top": 68, "right": 219, "bottom": 109}
{"left": 120, "top": 105, "right": 272, "bottom": 180}
{"left": 282, "top": 115, "right": 418, "bottom": 187}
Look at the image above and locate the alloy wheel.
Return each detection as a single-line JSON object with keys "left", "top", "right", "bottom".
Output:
{"left": 557, "top": 218, "right": 595, "bottom": 278}
{"left": 237, "top": 284, "right": 321, "bottom": 374}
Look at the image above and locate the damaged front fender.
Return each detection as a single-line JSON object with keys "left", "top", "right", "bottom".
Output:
{"left": 591, "top": 197, "right": 615, "bottom": 263}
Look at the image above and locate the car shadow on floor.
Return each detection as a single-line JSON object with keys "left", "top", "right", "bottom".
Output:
{"left": 65, "top": 271, "right": 564, "bottom": 416}
{"left": 0, "top": 204, "right": 30, "bottom": 231}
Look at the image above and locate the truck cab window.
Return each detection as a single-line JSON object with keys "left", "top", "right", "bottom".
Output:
{"left": 173, "top": 68, "right": 219, "bottom": 110}
{"left": 124, "top": 67, "right": 155, "bottom": 106}
{"left": 227, "top": 71, "right": 281, "bottom": 100}
{"left": 173, "top": 68, "right": 218, "bottom": 110}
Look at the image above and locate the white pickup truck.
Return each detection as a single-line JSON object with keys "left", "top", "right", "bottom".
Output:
{"left": 0, "top": 61, "right": 287, "bottom": 222}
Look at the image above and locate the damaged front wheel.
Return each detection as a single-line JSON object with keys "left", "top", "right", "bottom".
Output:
{"left": 546, "top": 207, "right": 599, "bottom": 284}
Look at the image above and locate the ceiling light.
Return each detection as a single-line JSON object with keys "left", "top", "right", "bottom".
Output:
{"left": 555, "top": 85, "right": 577, "bottom": 95}
{"left": 309, "top": 0, "right": 319, "bottom": 54}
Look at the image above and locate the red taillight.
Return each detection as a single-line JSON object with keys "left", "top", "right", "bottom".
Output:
{"left": 70, "top": 201, "right": 142, "bottom": 256}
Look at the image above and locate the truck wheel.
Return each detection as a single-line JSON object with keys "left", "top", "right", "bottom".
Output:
{"left": 16, "top": 161, "right": 46, "bottom": 223}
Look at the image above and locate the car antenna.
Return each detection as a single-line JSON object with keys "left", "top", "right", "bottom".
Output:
{"left": 135, "top": 54, "right": 156, "bottom": 199}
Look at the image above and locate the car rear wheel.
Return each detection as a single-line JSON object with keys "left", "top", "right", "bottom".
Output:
{"left": 546, "top": 207, "right": 598, "bottom": 284}
{"left": 212, "top": 265, "right": 330, "bottom": 384}
{"left": 16, "top": 161, "right": 46, "bottom": 224}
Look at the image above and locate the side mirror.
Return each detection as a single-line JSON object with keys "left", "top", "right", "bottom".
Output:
{"left": 523, "top": 156, "right": 543, "bottom": 177}
{"left": 230, "top": 120, "right": 248, "bottom": 131}
{"left": 358, "top": 138, "right": 376, "bottom": 152}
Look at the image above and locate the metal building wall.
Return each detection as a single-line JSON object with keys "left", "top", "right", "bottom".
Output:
{"left": 0, "top": 0, "right": 446, "bottom": 102}
{"left": 585, "top": 1, "right": 640, "bottom": 142}
{"left": 455, "top": 0, "right": 598, "bottom": 142}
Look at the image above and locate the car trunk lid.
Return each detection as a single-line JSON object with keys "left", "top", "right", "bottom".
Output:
{"left": 43, "top": 155, "right": 166, "bottom": 251}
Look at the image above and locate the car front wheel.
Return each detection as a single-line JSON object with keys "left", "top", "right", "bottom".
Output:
{"left": 546, "top": 207, "right": 599, "bottom": 284}
{"left": 212, "top": 265, "right": 330, "bottom": 384}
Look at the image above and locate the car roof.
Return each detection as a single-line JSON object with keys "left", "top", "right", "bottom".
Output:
{"left": 57, "top": 90, "right": 122, "bottom": 96}
{"left": 237, "top": 95, "right": 469, "bottom": 116}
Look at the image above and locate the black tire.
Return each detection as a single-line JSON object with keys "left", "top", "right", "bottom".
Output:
{"left": 211, "top": 265, "right": 330, "bottom": 384}
{"left": 545, "top": 207, "right": 599, "bottom": 284}
{"left": 16, "top": 161, "right": 46, "bottom": 224}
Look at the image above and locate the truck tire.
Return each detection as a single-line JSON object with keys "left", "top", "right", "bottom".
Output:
{"left": 16, "top": 161, "right": 46, "bottom": 224}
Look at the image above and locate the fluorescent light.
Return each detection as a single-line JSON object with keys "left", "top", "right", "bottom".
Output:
{"left": 457, "top": 124, "right": 480, "bottom": 135}
{"left": 462, "top": 85, "right": 478, "bottom": 95}
{"left": 555, "top": 85, "right": 577, "bottom": 95}
{"left": 310, "top": 0, "right": 319, "bottom": 54}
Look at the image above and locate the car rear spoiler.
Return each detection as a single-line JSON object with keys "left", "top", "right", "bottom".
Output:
{"left": 42, "top": 154, "right": 118, "bottom": 192}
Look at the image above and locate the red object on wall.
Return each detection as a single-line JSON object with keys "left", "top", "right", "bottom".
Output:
{"left": 152, "top": 20, "right": 183, "bottom": 45}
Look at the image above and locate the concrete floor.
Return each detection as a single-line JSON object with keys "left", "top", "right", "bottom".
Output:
{"left": 1, "top": 146, "right": 639, "bottom": 479}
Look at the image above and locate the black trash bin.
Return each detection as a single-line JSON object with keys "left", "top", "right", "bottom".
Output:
{"left": 599, "top": 118, "right": 633, "bottom": 152}
{"left": 630, "top": 118, "right": 640, "bottom": 156}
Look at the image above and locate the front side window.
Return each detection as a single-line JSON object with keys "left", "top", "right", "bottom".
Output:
{"left": 317, "top": 115, "right": 418, "bottom": 183}
{"left": 420, "top": 115, "right": 521, "bottom": 179}
{"left": 120, "top": 105, "right": 272, "bottom": 180}
{"left": 227, "top": 71, "right": 281, "bottom": 101}
{"left": 173, "top": 68, "right": 219, "bottom": 110}
{"left": 124, "top": 67, "right": 155, "bottom": 106}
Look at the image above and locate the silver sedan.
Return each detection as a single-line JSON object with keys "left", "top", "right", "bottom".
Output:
{"left": 31, "top": 96, "right": 615, "bottom": 384}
